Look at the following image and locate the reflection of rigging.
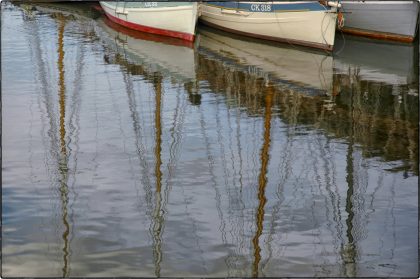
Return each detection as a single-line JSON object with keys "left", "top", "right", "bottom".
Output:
{"left": 23, "top": 5, "right": 90, "bottom": 274}
{"left": 118, "top": 53, "right": 165, "bottom": 276}
{"left": 199, "top": 101, "right": 228, "bottom": 271}
{"left": 261, "top": 119, "right": 293, "bottom": 274}
{"left": 19, "top": 5, "right": 417, "bottom": 276}
{"left": 114, "top": 31, "right": 196, "bottom": 275}
{"left": 252, "top": 85, "right": 273, "bottom": 277}
{"left": 118, "top": 49, "right": 154, "bottom": 217}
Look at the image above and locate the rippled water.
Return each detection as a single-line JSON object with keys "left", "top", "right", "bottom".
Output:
{"left": 2, "top": 3, "right": 418, "bottom": 277}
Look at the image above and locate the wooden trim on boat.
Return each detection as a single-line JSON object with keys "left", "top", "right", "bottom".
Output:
{"left": 103, "top": 10, "right": 195, "bottom": 42}
{"left": 199, "top": 19, "right": 333, "bottom": 51}
{"left": 341, "top": 27, "right": 415, "bottom": 43}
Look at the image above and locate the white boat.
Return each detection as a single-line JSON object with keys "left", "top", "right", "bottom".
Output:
{"left": 198, "top": 26, "right": 334, "bottom": 96}
{"left": 199, "top": 1, "right": 341, "bottom": 51}
{"left": 340, "top": 0, "right": 420, "bottom": 42}
{"left": 100, "top": 1, "right": 198, "bottom": 41}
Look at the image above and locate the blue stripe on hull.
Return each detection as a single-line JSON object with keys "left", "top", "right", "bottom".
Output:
{"left": 206, "top": 1, "right": 328, "bottom": 12}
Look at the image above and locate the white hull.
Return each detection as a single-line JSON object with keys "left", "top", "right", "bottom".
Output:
{"left": 100, "top": 2, "right": 198, "bottom": 41}
{"left": 340, "top": 0, "right": 420, "bottom": 41}
{"left": 199, "top": 2, "right": 338, "bottom": 50}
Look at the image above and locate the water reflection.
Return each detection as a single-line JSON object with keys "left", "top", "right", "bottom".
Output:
{"left": 334, "top": 35, "right": 418, "bottom": 175}
{"left": 196, "top": 27, "right": 418, "bottom": 174}
{"left": 2, "top": 2, "right": 418, "bottom": 277}
{"left": 335, "top": 35, "right": 418, "bottom": 88}
{"left": 198, "top": 26, "right": 334, "bottom": 96}
{"left": 252, "top": 85, "right": 274, "bottom": 277}
{"left": 97, "top": 16, "right": 196, "bottom": 83}
{"left": 56, "top": 15, "right": 71, "bottom": 277}
{"left": 151, "top": 73, "right": 164, "bottom": 277}
{"left": 343, "top": 83, "right": 356, "bottom": 277}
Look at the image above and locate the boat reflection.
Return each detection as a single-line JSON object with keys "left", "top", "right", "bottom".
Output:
{"left": 195, "top": 27, "right": 417, "bottom": 174}
{"left": 20, "top": 2, "right": 101, "bottom": 21}
{"left": 197, "top": 26, "right": 334, "bottom": 96}
{"left": 98, "top": 17, "right": 418, "bottom": 175}
{"left": 96, "top": 17, "right": 197, "bottom": 84}
{"left": 334, "top": 34, "right": 418, "bottom": 92}
{"left": 332, "top": 35, "right": 419, "bottom": 174}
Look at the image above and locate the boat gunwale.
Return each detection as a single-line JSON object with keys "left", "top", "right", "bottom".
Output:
{"left": 100, "top": 1, "right": 196, "bottom": 13}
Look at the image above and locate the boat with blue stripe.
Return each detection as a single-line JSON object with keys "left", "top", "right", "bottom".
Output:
{"left": 199, "top": 1, "right": 342, "bottom": 51}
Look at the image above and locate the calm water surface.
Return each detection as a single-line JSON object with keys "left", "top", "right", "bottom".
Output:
{"left": 2, "top": 3, "right": 418, "bottom": 277}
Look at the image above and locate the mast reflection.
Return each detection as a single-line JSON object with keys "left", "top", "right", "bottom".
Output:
{"left": 152, "top": 73, "right": 164, "bottom": 277}
{"left": 342, "top": 76, "right": 357, "bottom": 277}
{"left": 252, "top": 84, "right": 274, "bottom": 277}
{"left": 56, "top": 15, "right": 70, "bottom": 278}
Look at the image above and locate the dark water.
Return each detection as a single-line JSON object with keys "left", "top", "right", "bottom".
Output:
{"left": 2, "top": 3, "right": 418, "bottom": 277}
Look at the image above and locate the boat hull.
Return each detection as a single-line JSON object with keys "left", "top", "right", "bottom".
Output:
{"left": 100, "top": 1, "right": 198, "bottom": 41}
{"left": 199, "top": 1, "right": 338, "bottom": 51}
{"left": 340, "top": 0, "right": 420, "bottom": 42}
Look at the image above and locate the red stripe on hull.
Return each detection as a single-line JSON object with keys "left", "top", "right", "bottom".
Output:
{"left": 103, "top": 10, "right": 195, "bottom": 42}
{"left": 103, "top": 17, "right": 194, "bottom": 49}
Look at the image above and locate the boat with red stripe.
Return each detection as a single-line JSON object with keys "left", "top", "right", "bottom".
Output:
{"left": 99, "top": 2, "right": 198, "bottom": 42}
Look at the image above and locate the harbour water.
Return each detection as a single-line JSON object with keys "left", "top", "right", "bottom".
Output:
{"left": 2, "top": 2, "right": 418, "bottom": 277}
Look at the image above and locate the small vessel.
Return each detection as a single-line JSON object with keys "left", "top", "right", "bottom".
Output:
{"left": 99, "top": 1, "right": 198, "bottom": 41}
{"left": 339, "top": 0, "right": 420, "bottom": 42}
{"left": 199, "top": 1, "right": 341, "bottom": 51}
